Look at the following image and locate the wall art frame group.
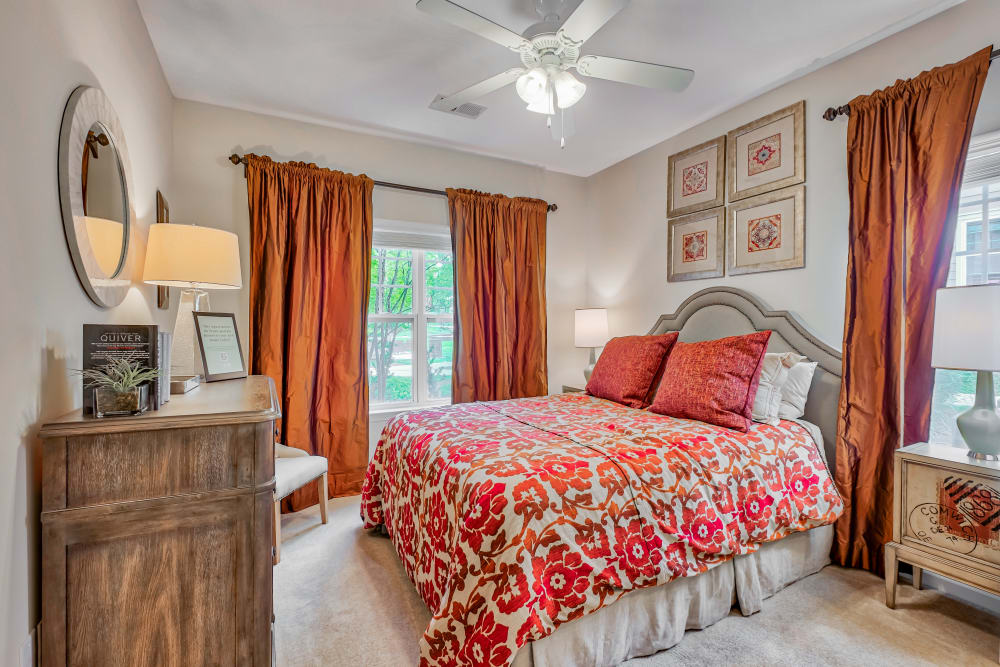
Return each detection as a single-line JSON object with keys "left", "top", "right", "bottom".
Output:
{"left": 666, "top": 100, "right": 806, "bottom": 281}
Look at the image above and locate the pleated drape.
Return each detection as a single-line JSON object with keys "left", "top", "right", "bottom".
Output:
{"left": 245, "top": 154, "right": 374, "bottom": 507}
{"left": 448, "top": 188, "right": 549, "bottom": 402}
{"left": 834, "top": 47, "right": 991, "bottom": 573}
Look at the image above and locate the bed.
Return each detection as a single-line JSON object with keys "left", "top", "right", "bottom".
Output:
{"left": 362, "top": 287, "right": 844, "bottom": 667}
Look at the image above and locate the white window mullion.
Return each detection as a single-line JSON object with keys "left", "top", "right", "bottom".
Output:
{"left": 982, "top": 183, "right": 991, "bottom": 281}
{"left": 413, "top": 250, "right": 427, "bottom": 405}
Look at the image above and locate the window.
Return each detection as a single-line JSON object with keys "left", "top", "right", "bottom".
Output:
{"left": 929, "top": 136, "right": 1000, "bottom": 445}
{"left": 367, "top": 245, "right": 454, "bottom": 410}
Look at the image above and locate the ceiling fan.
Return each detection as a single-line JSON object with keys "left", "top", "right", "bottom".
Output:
{"left": 418, "top": 0, "right": 694, "bottom": 146}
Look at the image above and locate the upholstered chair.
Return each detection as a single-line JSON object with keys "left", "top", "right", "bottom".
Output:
{"left": 273, "top": 443, "right": 328, "bottom": 563}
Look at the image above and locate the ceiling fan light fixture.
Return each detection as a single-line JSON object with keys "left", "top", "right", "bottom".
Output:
{"left": 516, "top": 67, "right": 549, "bottom": 106}
{"left": 523, "top": 68, "right": 557, "bottom": 115}
{"left": 553, "top": 70, "right": 586, "bottom": 109}
{"left": 525, "top": 89, "right": 556, "bottom": 115}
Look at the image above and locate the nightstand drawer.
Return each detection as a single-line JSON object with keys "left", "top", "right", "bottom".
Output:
{"left": 900, "top": 456, "right": 1000, "bottom": 566}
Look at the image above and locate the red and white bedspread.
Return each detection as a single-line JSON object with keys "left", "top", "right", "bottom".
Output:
{"left": 361, "top": 393, "right": 842, "bottom": 667}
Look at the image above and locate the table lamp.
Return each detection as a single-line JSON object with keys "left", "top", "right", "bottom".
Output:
{"left": 142, "top": 223, "right": 242, "bottom": 385}
{"left": 931, "top": 284, "right": 1000, "bottom": 460}
{"left": 575, "top": 308, "right": 609, "bottom": 382}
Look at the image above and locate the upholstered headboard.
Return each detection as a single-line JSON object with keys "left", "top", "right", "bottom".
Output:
{"left": 647, "top": 287, "right": 842, "bottom": 465}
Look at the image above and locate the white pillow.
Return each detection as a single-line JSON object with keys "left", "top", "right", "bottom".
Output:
{"left": 778, "top": 360, "right": 818, "bottom": 420}
{"left": 751, "top": 352, "right": 805, "bottom": 425}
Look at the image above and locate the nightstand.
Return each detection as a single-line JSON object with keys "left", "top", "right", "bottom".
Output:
{"left": 886, "top": 443, "right": 1000, "bottom": 615}
{"left": 561, "top": 385, "right": 584, "bottom": 393}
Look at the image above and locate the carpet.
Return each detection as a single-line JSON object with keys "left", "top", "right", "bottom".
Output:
{"left": 274, "top": 496, "right": 999, "bottom": 666}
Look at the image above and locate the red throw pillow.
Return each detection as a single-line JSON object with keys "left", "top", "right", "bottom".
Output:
{"left": 585, "top": 333, "right": 679, "bottom": 408}
{"left": 649, "top": 331, "right": 772, "bottom": 431}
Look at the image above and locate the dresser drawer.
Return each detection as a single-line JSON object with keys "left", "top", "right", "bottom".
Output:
{"left": 44, "top": 421, "right": 274, "bottom": 510}
{"left": 900, "top": 456, "right": 1000, "bottom": 567}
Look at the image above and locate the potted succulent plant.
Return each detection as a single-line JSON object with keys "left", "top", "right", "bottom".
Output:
{"left": 74, "top": 354, "right": 161, "bottom": 417}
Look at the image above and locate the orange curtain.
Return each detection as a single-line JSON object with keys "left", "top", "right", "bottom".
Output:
{"left": 448, "top": 188, "right": 548, "bottom": 402}
{"left": 245, "top": 154, "right": 374, "bottom": 507}
{"left": 834, "top": 47, "right": 991, "bottom": 573}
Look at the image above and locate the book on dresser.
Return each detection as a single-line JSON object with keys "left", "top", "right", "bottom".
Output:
{"left": 81, "top": 324, "right": 160, "bottom": 413}
{"left": 39, "top": 375, "right": 279, "bottom": 666}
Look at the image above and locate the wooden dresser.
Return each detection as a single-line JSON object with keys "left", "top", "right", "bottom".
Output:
{"left": 39, "top": 376, "right": 279, "bottom": 666}
{"left": 886, "top": 443, "right": 1000, "bottom": 614}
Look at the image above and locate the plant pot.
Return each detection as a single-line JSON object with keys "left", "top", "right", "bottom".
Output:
{"left": 94, "top": 384, "right": 149, "bottom": 418}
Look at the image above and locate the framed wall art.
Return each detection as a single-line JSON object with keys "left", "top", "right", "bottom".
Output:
{"left": 667, "top": 136, "right": 725, "bottom": 218}
{"left": 726, "top": 101, "right": 804, "bottom": 201}
{"left": 155, "top": 190, "right": 170, "bottom": 309}
{"left": 668, "top": 206, "right": 725, "bottom": 282}
{"left": 727, "top": 185, "right": 804, "bottom": 276}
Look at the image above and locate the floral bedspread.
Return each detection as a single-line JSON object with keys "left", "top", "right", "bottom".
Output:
{"left": 361, "top": 393, "right": 842, "bottom": 667}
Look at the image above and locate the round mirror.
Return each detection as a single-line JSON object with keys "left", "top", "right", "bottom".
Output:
{"left": 58, "top": 86, "right": 134, "bottom": 308}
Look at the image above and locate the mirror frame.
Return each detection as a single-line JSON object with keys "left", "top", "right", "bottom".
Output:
{"left": 58, "top": 85, "right": 135, "bottom": 308}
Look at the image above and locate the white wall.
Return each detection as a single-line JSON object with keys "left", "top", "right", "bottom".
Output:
{"left": 585, "top": 0, "right": 1000, "bottom": 348}
{"left": 168, "top": 101, "right": 592, "bottom": 452}
{"left": 0, "top": 0, "right": 174, "bottom": 662}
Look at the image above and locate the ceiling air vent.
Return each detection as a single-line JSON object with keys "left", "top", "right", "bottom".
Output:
{"left": 429, "top": 95, "right": 486, "bottom": 119}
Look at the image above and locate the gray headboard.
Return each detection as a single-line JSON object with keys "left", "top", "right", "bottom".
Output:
{"left": 648, "top": 287, "right": 842, "bottom": 465}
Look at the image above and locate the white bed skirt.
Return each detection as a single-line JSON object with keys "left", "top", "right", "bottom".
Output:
{"left": 512, "top": 524, "right": 833, "bottom": 667}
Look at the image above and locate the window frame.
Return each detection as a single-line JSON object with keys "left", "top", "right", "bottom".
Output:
{"left": 930, "top": 131, "right": 1000, "bottom": 446}
{"left": 951, "top": 177, "right": 1000, "bottom": 285}
{"left": 368, "top": 245, "right": 454, "bottom": 412}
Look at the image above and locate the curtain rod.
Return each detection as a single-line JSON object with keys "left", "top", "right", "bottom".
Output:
{"left": 227, "top": 153, "right": 558, "bottom": 212}
{"left": 822, "top": 48, "right": 999, "bottom": 121}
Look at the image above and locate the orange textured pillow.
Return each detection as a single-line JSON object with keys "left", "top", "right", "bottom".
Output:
{"left": 648, "top": 331, "right": 772, "bottom": 431}
{"left": 585, "top": 333, "right": 679, "bottom": 408}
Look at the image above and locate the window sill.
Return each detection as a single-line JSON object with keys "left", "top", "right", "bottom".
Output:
{"left": 369, "top": 402, "right": 450, "bottom": 420}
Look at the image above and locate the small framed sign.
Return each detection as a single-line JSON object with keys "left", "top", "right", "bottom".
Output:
{"left": 192, "top": 311, "right": 247, "bottom": 382}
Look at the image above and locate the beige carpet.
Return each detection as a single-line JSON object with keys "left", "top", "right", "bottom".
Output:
{"left": 275, "top": 496, "right": 999, "bottom": 666}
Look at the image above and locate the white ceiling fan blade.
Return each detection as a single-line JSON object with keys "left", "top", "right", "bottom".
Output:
{"left": 576, "top": 55, "right": 694, "bottom": 91}
{"left": 429, "top": 68, "right": 525, "bottom": 112}
{"left": 557, "top": 0, "right": 630, "bottom": 48}
{"left": 416, "top": 0, "right": 529, "bottom": 51}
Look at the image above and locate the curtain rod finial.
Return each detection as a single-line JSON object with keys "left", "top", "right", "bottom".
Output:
{"left": 822, "top": 105, "right": 851, "bottom": 121}
{"left": 228, "top": 153, "right": 242, "bottom": 165}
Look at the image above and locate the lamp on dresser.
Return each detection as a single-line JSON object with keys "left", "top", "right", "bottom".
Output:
{"left": 142, "top": 223, "right": 242, "bottom": 388}
{"left": 575, "top": 307, "right": 609, "bottom": 382}
{"left": 931, "top": 284, "right": 1000, "bottom": 460}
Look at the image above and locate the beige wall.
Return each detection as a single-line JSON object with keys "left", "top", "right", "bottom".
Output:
{"left": 0, "top": 0, "right": 174, "bottom": 661}
{"left": 585, "top": 0, "right": 1000, "bottom": 348}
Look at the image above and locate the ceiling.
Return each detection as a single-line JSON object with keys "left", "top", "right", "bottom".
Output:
{"left": 138, "top": 0, "right": 963, "bottom": 177}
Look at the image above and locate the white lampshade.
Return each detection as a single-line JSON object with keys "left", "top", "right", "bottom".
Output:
{"left": 142, "top": 223, "right": 242, "bottom": 289}
{"left": 575, "top": 308, "right": 609, "bottom": 348}
{"left": 516, "top": 67, "right": 548, "bottom": 105}
{"left": 931, "top": 285, "right": 1000, "bottom": 372}
{"left": 553, "top": 70, "right": 586, "bottom": 109}
{"left": 83, "top": 216, "right": 124, "bottom": 277}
